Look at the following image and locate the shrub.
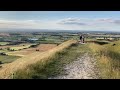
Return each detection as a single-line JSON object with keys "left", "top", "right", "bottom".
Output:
{"left": 0, "top": 52, "right": 7, "bottom": 55}
{"left": 30, "top": 44, "right": 38, "bottom": 48}
{"left": 0, "top": 61, "right": 2, "bottom": 64}
{"left": 7, "top": 47, "right": 10, "bottom": 50}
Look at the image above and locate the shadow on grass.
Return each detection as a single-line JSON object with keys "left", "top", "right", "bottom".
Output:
{"left": 94, "top": 41, "right": 109, "bottom": 45}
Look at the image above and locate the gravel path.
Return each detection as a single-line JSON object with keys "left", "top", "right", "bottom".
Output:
{"left": 51, "top": 53, "right": 100, "bottom": 79}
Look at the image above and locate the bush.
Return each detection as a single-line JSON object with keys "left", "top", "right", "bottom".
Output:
{"left": 0, "top": 52, "right": 7, "bottom": 55}
{"left": 7, "top": 47, "right": 10, "bottom": 50}
{"left": 23, "top": 48, "right": 27, "bottom": 49}
{"left": 0, "top": 61, "right": 2, "bottom": 64}
{"left": 30, "top": 44, "right": 38, "bottom": 48}
{"left": 9, "top": 49, "right": 15, "bottom": 51}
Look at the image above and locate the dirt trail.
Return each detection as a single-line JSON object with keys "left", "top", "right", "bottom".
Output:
{"left": 51, "top": 53, "right": 100, "bottom": 79}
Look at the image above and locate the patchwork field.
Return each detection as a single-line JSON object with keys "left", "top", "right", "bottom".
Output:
{"left": 0, "top": 55, "right": 20, "bottom": 64}
{"left": 0, "top": 40, "right": 76, "bottom": 79}
{"left": 0, "top": 43, "right": 33, "bottom": 49}
{"left": 9, "top": 44, "right": 33, "bottom": 51}
{"left": 7, "top": 44, "right": 57, "bottom": 56}
{"left": 0, "top": 42, "right": 9, "bottom": 45}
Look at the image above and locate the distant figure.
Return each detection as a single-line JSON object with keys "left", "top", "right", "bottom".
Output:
{"left": 79, "top": 35, "right": 85, "bottom": 43}
{"left": 82, "top": 35, "right": 85, "bottom": 43}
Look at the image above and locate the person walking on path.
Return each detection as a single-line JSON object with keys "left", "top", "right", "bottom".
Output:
{"left": 79, "top": 35, "right": 85, "bottom": 43}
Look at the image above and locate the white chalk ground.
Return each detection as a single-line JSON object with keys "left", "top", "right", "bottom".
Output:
{"left": 50, "top": 53, "right": 100, "bottom": 79}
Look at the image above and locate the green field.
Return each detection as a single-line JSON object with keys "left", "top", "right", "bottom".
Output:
{"left": 0, "top": 55, "right": 21, "bottom": 64}
{"left": 9, "top": 43, "right": 37, "bottom": 51}
{"left": 10, "top": 45, "right": 31, "bottom": 50}
{"left": 0, "top": 42, "right": 9, "bottom": 45}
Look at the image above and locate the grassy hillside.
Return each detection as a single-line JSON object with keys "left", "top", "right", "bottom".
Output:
{"left": 89, "top": 41, "right": 120, "bottom": 79}
{"left": 0, "top": 39, "right": 120, "bottom": 79}
{"left": 13, "top": 43, "right": 90, "bottom": 79}
{"left": 0, "top": 40, "right": 77, "bottom": 79}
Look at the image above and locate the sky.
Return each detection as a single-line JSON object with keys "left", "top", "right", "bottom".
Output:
{"left": 0, "top": 11, "right": 120, "bottom": 31}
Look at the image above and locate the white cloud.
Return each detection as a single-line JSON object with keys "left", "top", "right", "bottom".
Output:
{"left": 0, "top": 19, "right": 41, "bottom": 29}
{"left": 95, "top": 18, "right": 120, "bottom": 24}
{"left": 0, "top": 18, "right": 120, "bottom": 31}
{"left": 96, "top": 18, "right": 113, "bottom": 22}
{"left": 58, "top": 18, "right": 87, "bottom": 25}
{"left": 112, "top": 20, "right": 120, "bottom": 24}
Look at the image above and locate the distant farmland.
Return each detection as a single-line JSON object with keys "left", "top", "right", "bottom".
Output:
{"left": 0, "top": 40, "right": 77, "bottom": 79}
{"left": 7, "top": 44, "right": 57, "bottom": 56}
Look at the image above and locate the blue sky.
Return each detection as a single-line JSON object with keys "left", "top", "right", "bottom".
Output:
{"left": 0, "top": 11, "right": 120, "bottom": 31}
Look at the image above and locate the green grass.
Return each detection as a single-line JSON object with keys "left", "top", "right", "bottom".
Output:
{"left": 13, "top": 43, "right": 90, "bottom": 79}
{"left": 0, "top": 42, "right": 9, "bottom": 45}
{"left": 9, "top": 44, "right": 33, "bottom": 51}
{"left": 0, "top": 49, "right": 9, "bottom": 53}
{"left": 0, "top": 55, "right": 21, "bottom": 64}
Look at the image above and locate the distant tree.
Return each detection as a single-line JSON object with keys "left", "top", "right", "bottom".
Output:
{"left": 0, "top": 61, "right": 2, "bottom": 64}
{"left": 7, "top": 47, "right": 10, "bottom": 51}
{"left": 10, "top": 49, "right": 15, "bottom": 51}
{"left": 23, "top": 48, "right": 27, "bottom": 49}
{"left": 30, "top": 44, "right": 38, "bottom": 48}
{"left": 0, "top": 52, "right": 7, "bottom": 55}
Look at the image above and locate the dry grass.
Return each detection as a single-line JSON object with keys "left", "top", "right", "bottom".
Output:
{"left": 7, "top": 44, "right": 57, "bottom": 56}
{"left": 0, "top": 40, "right": 77, "bottom": 79}
{"left": 89, "top": 41, "right": 120, "bottom": 79}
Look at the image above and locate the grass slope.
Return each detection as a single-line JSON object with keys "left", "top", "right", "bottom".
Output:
{"left": 89, "top": 40, "right": 120, "bottom": 79}
{"left": 13, "top": 43, "right": 90, "bottom": 79}
{"left": 0, "top": 40, "right": 77, "bottom": 79}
